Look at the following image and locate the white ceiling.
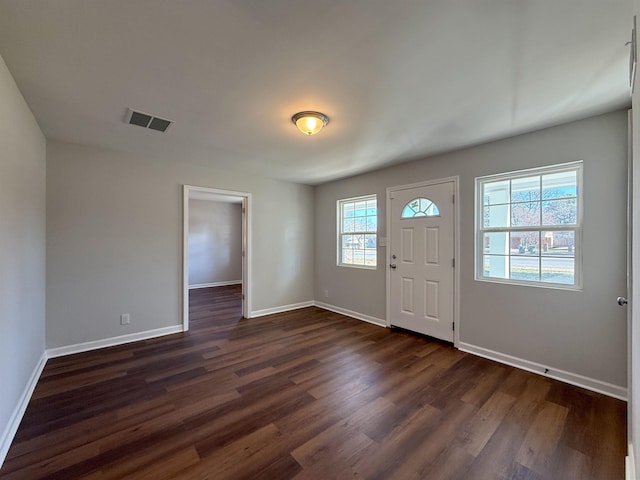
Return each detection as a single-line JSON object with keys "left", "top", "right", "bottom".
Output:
{"left": 0, "top": 0, "right": 632, "bottom": 185}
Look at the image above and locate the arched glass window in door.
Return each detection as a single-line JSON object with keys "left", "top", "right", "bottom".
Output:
{"left": 401, "top": 197, "right": 440, "bottom": 218}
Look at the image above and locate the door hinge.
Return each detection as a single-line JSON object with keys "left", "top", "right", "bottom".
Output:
{"left": 452, "top": 194, "right": 455, "bottom": 203}
{"left": 452, "top": 258, "right": 455, "bottom": 268}
{"left": 452, "top": 322, "right": 455, "bottom": 331}
{"left": 242, "top": 294, "right": 245, "bottom": 300}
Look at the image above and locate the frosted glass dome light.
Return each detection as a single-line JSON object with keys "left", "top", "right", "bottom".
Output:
{"left": 292, "top": 111, "right": 329, "bottom": 136}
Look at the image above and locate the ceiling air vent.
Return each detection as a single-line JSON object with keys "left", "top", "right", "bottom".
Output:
{"left": 124, "top": 108, "right": 174, "bottom": 133}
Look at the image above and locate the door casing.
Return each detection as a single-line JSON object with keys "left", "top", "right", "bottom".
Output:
{"left": 386, "top": 176, "right": 460, "bottom": 346}
{"left": 183, "top": 185, "right": 251, "bottom": 331}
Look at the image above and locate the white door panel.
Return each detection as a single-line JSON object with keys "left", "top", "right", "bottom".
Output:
{"left": 425, "top": 227, "right": 439, "bottom": 265}
{"left": 389, "top": 181, "right": 455, "bottom": 341}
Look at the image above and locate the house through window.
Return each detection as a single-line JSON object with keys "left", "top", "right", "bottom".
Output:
{"left": 476, "top": 161, "right": 582, "bottom": 289}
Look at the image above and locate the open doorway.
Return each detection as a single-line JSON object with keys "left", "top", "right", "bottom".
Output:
{"left": 182, "top": 185, "right": 251, "bottom": 330}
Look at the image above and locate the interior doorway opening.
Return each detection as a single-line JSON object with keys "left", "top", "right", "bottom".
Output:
{"left": 183, "top": 185, "right": 251, "bottom": 330}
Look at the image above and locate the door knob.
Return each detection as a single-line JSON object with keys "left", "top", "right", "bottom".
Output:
{"left": 617, "top": 296, "right": 628, "bottom": 306}
{"left": 390, "top": 264, "right": 397, "bottom": 269}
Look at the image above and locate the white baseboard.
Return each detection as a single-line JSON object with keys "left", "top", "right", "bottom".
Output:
{"left": 249, "top": 300, "right": 387, "bottom": 328}
{"left": 313, "top": 301, "right": 387, "bottom": 328}
{"left": 250, "top": 301, "right": 315, "bottom": 318}
{"left": 46, "top": 325, "right": 184, "bottom": 359}
{"left": 459, "top": 342, "right": 627, "bottom": 401}
{"left": 0, "top": 351, "right": 47, "bottom": 467}
{"left": 627, "top": 444, "right": 636, "bottom": 480}
{"left": 189, "top": 280, "right": 242, "bottom": 290}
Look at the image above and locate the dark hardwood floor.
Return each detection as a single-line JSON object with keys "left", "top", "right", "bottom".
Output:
{"left": 1, "top": 285, "right": 627, "bottom": 479}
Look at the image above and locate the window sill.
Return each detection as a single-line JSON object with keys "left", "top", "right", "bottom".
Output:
{"left": 338, "top": 263, "right": 378, "bottom": 270}
{"left": 474, "top": 276, "right": 582, "bottom": 291}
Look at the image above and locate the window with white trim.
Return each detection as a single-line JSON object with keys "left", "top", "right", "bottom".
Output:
{"left": 338, "top": 195, "right": 377, "bottom": 268}
{"left": 476, "top": 161, "right": 582, "bottom": 289}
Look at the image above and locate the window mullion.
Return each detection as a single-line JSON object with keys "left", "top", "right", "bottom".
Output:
{"left": 538, "top": 176, "right": 542, "bottom": 227}
{"left": 538, "top": 230, "right": 542, "bottom": 282}
{"left": 537, "top": 176, "right": 542, "bottom": 282}
{"left": 508, "top": 179, "right": 512, "bottom": 228}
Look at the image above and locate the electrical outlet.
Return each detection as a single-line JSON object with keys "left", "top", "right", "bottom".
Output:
{"left": 120, "top": 313, "right": 130, "bottom": 325}
{"left": 324, "top": 289, "right": 329, "bottom": 298}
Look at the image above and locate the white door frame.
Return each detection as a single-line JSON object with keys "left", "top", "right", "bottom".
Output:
{"left": 386, "top": 176, "right": 460, "bottom": 346}
{"left": 182, "top": 185, "right": 252, "bottom": 331}
{"left": 628, "top": 106, "right": 639, "bottom": 478}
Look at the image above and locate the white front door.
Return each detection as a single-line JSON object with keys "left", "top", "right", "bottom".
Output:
{"left": 388, "top": 180, "right": 455, "bottom": 341}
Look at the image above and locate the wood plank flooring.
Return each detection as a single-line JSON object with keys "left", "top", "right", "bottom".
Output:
{"left": 1, "top": 285, "right": 627, "bottom": 479}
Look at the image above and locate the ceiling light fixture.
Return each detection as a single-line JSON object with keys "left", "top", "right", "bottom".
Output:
{"left": 291, "top": 111, "right": 329, "bottom": 136}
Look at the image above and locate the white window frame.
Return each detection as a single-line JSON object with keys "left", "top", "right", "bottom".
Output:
{"left": 475, "top": 161, "right": 583, "bottom": 290}
{"left": 337, "top": 194, "right": 377, "bottom": 269}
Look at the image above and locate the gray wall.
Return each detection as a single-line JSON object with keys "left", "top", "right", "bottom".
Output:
{"left": 188, "top": 199, "right": 242, "bottom": 286}
{"left": 46, "top": 140, "right": 314, "bottom": 348}
{"left": 0, "top": 55, "right": 46, "bottom": 453}
{"left": 315, "top": 110, "right": 628, "bottom": 388}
